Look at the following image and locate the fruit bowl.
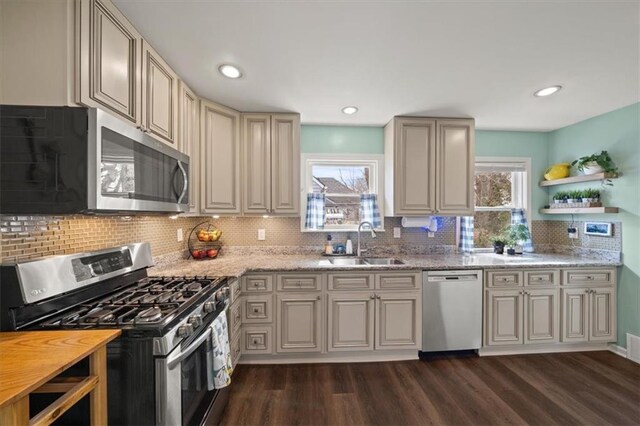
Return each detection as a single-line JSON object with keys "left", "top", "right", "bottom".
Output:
{"left": 188, "top": 221, "right": 223, "bottom": 260}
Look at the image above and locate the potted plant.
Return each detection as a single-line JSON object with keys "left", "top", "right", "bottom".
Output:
{"left": 566, "top": 190, "right": 577, "bottom": 204}
{"left": 490, "top": 236, "right": 507, "bottom": 254}
{"left": 571, "top": 150, "right": 618, "bottom": 176}
{"left": 505, "top": 224, "right": 531, "bottom": 255}
{"left": 582, "top": 188, "right": 600, "bottom": 203}
{"left": 552, "top": 191, "right": 566, "bottom": 205}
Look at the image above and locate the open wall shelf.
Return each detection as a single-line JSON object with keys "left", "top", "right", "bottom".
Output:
{"left": 539, "top": 172, "right": 619, "bottom": 187}
{"left": 539, "top": 207, "right": 619, "bottom": 215}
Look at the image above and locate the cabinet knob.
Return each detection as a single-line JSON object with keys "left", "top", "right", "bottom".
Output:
{"left": 317, "top": 295, "right": 321, "bottom": 300}
{"left": 370, "top": 295, "right": 375, "bottom": 299}
{"left": 253, "top": 308, "right": 259, "bottom": 313}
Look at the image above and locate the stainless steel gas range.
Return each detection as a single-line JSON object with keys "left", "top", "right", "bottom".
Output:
{"left": 0, "top": 243, "right": 232, "bottom": 426}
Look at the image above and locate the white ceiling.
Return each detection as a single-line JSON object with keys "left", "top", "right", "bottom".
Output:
{"left": 114, "top": 0, "right": 639, "bottom": 131}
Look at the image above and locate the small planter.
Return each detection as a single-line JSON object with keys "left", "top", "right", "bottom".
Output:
{"left": 506, "top": 248, "right": 516, "bottom": 255}
{"left": 553, "top": 200, "right": 563, "bottom": 205}
{"left": 581, "top": 161, "right": 604, "bottom": 175}
{"left": 566, "top": 198, "right": 576, "bottom": 204}
{"left": 493, "top": 242, "right": 505, "bottom": 254}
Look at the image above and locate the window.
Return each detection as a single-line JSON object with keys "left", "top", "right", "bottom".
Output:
{"left": 301, "top": 154, "right": 384, "bottom": 231}
{"left": 473, "top": 158, "right": 530, "bottom": 249}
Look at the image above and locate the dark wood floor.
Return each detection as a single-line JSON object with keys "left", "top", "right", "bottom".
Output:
{"left": 220, "top": 351, "right": 640, "bottom": 426}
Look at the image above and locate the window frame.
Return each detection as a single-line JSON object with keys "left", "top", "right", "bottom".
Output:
{"left": 459, "top": 156, "right": 532, "bottom": 252}
{"left": 300, "top": 153, "right": 385, "bottom": 232}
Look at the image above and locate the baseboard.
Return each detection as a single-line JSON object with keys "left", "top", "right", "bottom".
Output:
{"left": 478, "top": 342, "right": 610, "bottom": 356}
{"left": 239, "top": 349, "right": 419, "bottom": 364}
{"left": 608, "top": 343, "right": 628, "bottom": 358}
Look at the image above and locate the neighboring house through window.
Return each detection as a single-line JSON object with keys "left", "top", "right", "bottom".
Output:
{"left": 472, "top": 157, "right": 531, "bottom": 249}
{"left": 301, "top": 154, "right": 384, "bottom": 231}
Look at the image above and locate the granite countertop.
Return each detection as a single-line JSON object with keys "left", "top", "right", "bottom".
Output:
{"left": 149, "top": 252, "right": 622, "bottom": 278}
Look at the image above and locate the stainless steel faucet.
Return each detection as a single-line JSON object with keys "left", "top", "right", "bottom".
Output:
{"left": 357, "top": 221, "right": 377, "bottom": 257}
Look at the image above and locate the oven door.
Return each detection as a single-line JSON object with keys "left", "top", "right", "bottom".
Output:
{"left": 88, "top": 108, "right": 189, "bottom": 213}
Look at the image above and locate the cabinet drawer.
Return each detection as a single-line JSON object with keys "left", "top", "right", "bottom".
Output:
{"left": 242, "top": 274, "right": 273, "bottom": 293}
{"left": 376, "top": 272, "right": 421, "bottom": 290}
{"left": 276, "top": 273, "right": 322, "bottom": 291}
{"left": 563, "top": 268, "right": 616, "bottom": 286}
{"left": 328, "top": 272, "right": 374, "bottom": 291}
{"left": 231, "top": 333, "right": 241, "bottom": 368}
{"left": 242, "top": 296, "right": 273, "bottom": 323}
{"left": 486, "top": 270, "right": 523, "bottom": 287}
{"left": 228, "top": 299, "right": 242, "bottom": 338}
{"left": 229, "top": 278, "right": 242, "bottom": 303}
{"left": 524, "top": 270, "right": 559, "bottom": 287}
{"left": 242, "top": 326, "right": 273, "bottom": 354}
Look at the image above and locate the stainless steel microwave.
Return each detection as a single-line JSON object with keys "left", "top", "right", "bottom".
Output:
{"left": 0, "top": 105, "right": 189, "bottom": 214}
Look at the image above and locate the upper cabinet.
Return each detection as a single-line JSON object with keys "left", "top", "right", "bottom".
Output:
{"left": 201, "top": 100, "right": 241, "bottom": 214}
{"left": 384, "top": 117, "right": 475, "bottom": 216}
{"left": 141, "top": 41, "right": 179, "bottom": 146}
{"left": 242, "top": 113, "right": 300, "bottom": 216}
{"left": 178, "top": 81, "right": 200, "bottom": 213}
{"left": 77, "top": 0, "right": 142, "bottom": 124}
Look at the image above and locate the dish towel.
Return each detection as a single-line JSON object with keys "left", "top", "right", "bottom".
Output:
{"left": 209, "top": 313, "right": 233, "bottom": 389}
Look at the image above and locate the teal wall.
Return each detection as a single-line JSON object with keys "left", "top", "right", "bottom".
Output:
{"left": 548, "top": 103, "right": 640, "bottom": 348}
{"left": 301, "top": 125, "right": 383, "bottom": 154}
{"left": 476, "top": 131, "right": 549, "bottom": 221}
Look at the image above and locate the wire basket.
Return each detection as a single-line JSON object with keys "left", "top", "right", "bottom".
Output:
{"left": 187, "top": 221, "right": 223, "bottom": 260}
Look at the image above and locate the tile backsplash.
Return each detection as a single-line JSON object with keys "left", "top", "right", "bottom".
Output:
{"left": 0, "top": 214, "right": 621, "bottom": 264}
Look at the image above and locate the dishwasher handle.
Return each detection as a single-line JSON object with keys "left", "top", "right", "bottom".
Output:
{"left": 426, "top": 274, "right": 479, "bottom": 282}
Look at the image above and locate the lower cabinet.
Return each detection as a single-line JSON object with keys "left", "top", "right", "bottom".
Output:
{"left": 276, "top": 293, "right": 322, "bottom": 353}
{"left": 562, "top": 287, "right": 616, "bottom": 343}
{"left": 327, "top": 291, "right": 421, "bottom": 352}
{"left": 485, "top": 288, "right": 559, "bottom": 346}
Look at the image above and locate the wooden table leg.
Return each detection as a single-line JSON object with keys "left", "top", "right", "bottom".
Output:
{"left": 89, "top": 345, "right": 108, "bottom": 426}
{"left": 0, "top": 397, "right": 29, "bottom": 426}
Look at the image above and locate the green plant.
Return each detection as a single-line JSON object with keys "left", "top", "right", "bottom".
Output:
{"left": 568, "top": 190, "right": 583, "bottom": 200}
{"left": 571, "top": 150, "right": 618, "bottom": 173}
{"left": 490, "top": 235, "right": 507, "bottom": 245}
{"left": 552, "top": 191, "right": 566, "bottom": 201}
{"left": 583, "top": 188, "right": 600, "bottom": 199}
{"left": 504, "top": 224, "right": 531, "bottom": 248}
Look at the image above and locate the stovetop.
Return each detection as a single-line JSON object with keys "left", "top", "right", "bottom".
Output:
{"left": 39, "top": 276, "right": 227, "bottom": 330}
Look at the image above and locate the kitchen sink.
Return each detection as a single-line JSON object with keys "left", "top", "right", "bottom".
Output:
{"left": 363, "top": 258, "right": 404, "bottom": 265}
{"left": 328, "top": 258, "right": 368, "bottom": 266}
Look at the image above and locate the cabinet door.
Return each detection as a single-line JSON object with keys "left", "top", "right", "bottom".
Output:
{"left": 270, "top": 114, "right": 300, "bottom": 215}
{"left": 561, "top": 288, "right": 589, "bottom": 343}
{"left": 200, "top": 100, "right": 241, "bottom": 214}
{"left": 589, "top": 287, "right": 616, "bottom": 342}
{"left": 375, "top": 293, "right": 421, "bottom": 350}
{"left": 242, "top": 114, "right": 271, "bottom": 214}
{"left": 485, "top": 290, "right": 523, "bottom": 346}
{"left": 524, "top": 289, "right": 559, "bottom": 344}
{"left": 178, "top": 81, "right": 199, "bottom": 212}
{"left": 436, "top": 119, "right": 475, "bottom": 215}
{"left": 327, "top": 293, "right": 374, "bottom": 352}
{"left": 141, "top": 41, "right": 179, "bottom": 145}
{"left": 276, "top": 293, "right": 322, "bottom": 353}
{"left": 393, "top": 118, "right": 437, "bottom": 215}
{"left": 79, "top": 0, "right": 141, "bottom": 124}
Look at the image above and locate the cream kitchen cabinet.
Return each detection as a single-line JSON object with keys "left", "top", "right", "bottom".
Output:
{"left": 485, "top": 288, "right": 560, "bottom": 346}
{"left": 200, "top": 100, "right": 241, "bottom": 214}
{"left": 241, "top": 113, "right": 300, "bottom": 216}
{"left": 178, "top": 81, "right": 199, "bottom": 213}
{"left": 561, "top": 287, "right": 616, "bottom": 343}
{"left": 327, "top": 290, "right": 421, "bottom": 352}
{"left": 141, "top": 41, "right": 179, "bottom": 146}
{"left": 384, "top": 117, "right": 475, "bottom": 216}
{"left": 276, "top": 293, "right": 323, "bottom": 353}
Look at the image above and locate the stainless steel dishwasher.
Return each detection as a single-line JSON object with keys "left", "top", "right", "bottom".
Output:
{"left": 422, "top": 270, "right": 483, "bottom": 352}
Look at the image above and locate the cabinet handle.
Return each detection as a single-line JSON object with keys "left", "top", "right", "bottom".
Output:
{"left": 591, "top": 289, "right": 597, "bottom": 294}
{"left": 317, "top": 295, "right": 321, "bottom": 300}
{"left": 370, "top": 294, "right": 375, "bottom": 299}
{"left": 253, "top": 308, "right": 259, "bottom": 313}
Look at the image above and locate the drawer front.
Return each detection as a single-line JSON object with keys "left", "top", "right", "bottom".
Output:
{"left": 486, "top": 270, "right": 523, "bottom": 288}
{"left": 328, "top": 272, "right": 374, "bottom": 291}
{"left": 231, "top": 333, "right": 241, "bottom": 368}
{"left": 229, "top": 278, "right": 242, "bottom": 303}
{"left": 228, "top": 299, "right": 242, "bottom": 338}
{"left": 242, "top": 295, "right": 273, "bottom": 323}
{"left": 524, "top": 270, "right": 560, "bottom": 287}
{"left": 242, "top": 274, "right": 273, "bottom": 293}
{"left": 563, "top": 268, "right": 616, "bottom": 286}
{"left": 277, "top": 273, "right": 322, "bottom": 291}
{"left": 242, "top": 326, "right": 273, "bottom": 354}
{"left": 376, "top": 272, "right": 421, "bottom": 290}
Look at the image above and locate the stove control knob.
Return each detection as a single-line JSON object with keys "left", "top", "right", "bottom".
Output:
{"left": 188, "top": 315, "right": 203, "bottom": 327}
{"left": 177, "top": 324, "right": 194, "bottom": 338}
{"left": 203, "top": 302, "right": 216, "bottom": 314}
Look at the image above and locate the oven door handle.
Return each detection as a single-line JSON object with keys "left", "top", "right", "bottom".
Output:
{"left": 167, "top": 327, "right": 211, "bottom": 370}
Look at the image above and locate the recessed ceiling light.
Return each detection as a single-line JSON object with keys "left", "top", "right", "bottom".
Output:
{"left": 534, "top": 85, "right": 562, "bottom": 97}
{"left": 342, "top": 106, "right": 358, "bottom": 115}
{"left": 218, "top": 64, "right": 242, "bottom": 79}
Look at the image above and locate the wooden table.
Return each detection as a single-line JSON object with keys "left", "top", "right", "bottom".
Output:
{"left": 0, "top": 330, "right": 121, "bottom": 426}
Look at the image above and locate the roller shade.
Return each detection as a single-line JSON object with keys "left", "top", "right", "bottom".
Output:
{"left": 475, "top": 162, "right": 527, "bottom": 173}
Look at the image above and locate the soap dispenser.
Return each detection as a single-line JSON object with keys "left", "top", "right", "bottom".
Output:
{"left": 345, "top": 236, "right": 353, "bottom": 255}
{"left": 325, "top": 234, "right": 333, "bottom": 255}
